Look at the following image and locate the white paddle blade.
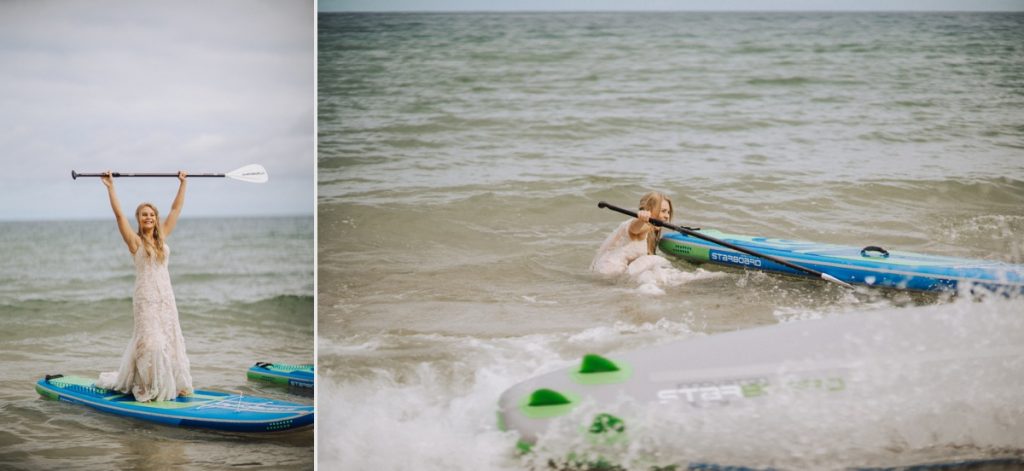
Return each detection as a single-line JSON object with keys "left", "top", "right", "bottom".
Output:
{"left": 821, "top": 273, "right": 854, "bottom": 289}
{"left": 226, "top": 164, "right": 268, "bottom": 183}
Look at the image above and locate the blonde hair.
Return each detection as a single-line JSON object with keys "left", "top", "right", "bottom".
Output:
{"left": 636, "top": 191, "right": 673, "bottom": 255}
{"left": 135, "top": 203, "right": 166, "bottom": 263}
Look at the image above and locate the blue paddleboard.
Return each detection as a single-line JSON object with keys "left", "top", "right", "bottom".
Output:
{"left": 36, "top": 374, "right": 313, "bottom": 433}
{"left": 660, "top": 230, "right": 1024, "bottom": 293}
{"left": 247, "top": 362, "right": 314, "bottom": 389}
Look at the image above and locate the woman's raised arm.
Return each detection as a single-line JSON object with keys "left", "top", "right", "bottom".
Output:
{"left": 162, "top": 171, "right": 187, "bottom": 237}
{"left": 103, "top": 172, "right": 140, "bottom": 254}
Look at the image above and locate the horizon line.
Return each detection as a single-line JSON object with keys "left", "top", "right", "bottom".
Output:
{"left": 319, "top": 9, "right": 1024, "bottom": 13}
{"left": 0, "top": 213, "right": 314, "bottom": 223}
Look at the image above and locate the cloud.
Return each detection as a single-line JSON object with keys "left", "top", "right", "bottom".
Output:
{"left": 0, "top": 0, "right": 314, "bottom": 219}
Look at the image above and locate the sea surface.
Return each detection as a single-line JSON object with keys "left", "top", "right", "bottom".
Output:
{"left": 0, "top": 216, "right": 314, "bottom": 470}
{"left": 317, "top": 11, "right": 1024, "bottom": 470}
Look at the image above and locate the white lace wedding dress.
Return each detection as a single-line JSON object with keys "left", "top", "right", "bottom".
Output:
{"left": 97, "top": 244, "right": 193, "bottom": 402}
{"left": 590, "top": 220, "right": 725, "bottom": 294}
{"left": 590, "top": 220, "right": 656, "bottom": 276}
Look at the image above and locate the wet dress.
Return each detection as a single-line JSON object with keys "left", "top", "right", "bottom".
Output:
{"left": 97, "top": 243, "right": 193, "bottom": 402}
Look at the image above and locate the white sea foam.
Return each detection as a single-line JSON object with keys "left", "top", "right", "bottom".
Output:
{"left": 320, "top": 298, "right": 1024, "bottom": 470}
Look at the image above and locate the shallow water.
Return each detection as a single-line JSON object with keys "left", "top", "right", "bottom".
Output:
{"left": 317, "top": 11, "right": 1024, "bottom": 470}
{"left": 0, "top": 217, "right": 314, "bottom": 470}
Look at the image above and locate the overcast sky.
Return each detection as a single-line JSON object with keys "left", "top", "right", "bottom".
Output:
{"left": 320, "top": 0, "right": 1024, "bottom": 11}
{"left": 0, "top": 1, "right": 314, "bottom": 221}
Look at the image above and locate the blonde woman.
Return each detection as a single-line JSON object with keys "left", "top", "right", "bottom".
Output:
{"left": 591, "top": 191, "right": 673, "bottom": 277}
{"left": 591, "top": 191, "right": 725, "bottom": 294}
{"left": 96, "top": 171, "right": 193, "bottom": 402}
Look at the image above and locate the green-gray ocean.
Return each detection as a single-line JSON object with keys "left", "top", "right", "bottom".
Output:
{"left": 318, "top": 11, "right": 1024, "bottom": 470}
{"left": 0, "top": 216, "right": 313, "bottom": 470}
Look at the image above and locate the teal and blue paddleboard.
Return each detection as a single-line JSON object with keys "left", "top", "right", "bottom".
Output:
{"left": 247, "top": 362, "right": 314, "bottom": 389}
{"left": 35, "top": 375, "right": 313, "bottom": 433}
{"left": 659, "top": 230, "right": 1024, "bottom": 293}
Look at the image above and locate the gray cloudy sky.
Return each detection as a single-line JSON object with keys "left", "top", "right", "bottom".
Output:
{"left": 320, "top": 0, "right": 1024, "bottom": 11}
{"left": 0, "top": 1, "right": 314, "bottom": 220}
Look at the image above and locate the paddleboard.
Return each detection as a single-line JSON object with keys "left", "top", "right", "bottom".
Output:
{"left": 659, "top": 230, "right": 1024, "bottom": 293}
{"left": 497, "top": 307, "right": 1024, "bottom": 458}
{"left": 247, "top": 362, "right": 314, "bottom": 389}
{"left": 36, "top": 375, "right": 313, "bottom": 433}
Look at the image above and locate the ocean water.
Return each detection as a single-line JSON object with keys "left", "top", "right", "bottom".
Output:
{"left": 0, "top": 216, "right": 313, "bottom": 470}
{"left": 317, "top": 11, "right": 1024, "bottom": 470}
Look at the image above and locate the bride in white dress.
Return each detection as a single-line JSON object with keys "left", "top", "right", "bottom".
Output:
{"left": 591, "top": 191, "right": 723, "bottom": 294}
{"left": 96, "top": 171, "right": 193, "bottom": 402}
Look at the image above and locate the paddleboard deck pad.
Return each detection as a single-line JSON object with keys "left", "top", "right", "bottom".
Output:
{"left": 36, "top": 375, "right": 313, "bottom": 432}
{"left": 247, "top": 362, "right": 314, "bottom": 389}
{"left": 659, "top": 230, "right": 1024, "bottom": 293}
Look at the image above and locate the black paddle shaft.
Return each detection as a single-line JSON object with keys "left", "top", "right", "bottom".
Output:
{"left": 72, "top": 171, "right": 224, "bottom": 179}
{"left": 597, "top": 201, "right": 852, "bottom": 288}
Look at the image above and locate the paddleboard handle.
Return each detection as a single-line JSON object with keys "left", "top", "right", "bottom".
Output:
{"left": 861, "top": 246, "right": 890, "bottom": 258}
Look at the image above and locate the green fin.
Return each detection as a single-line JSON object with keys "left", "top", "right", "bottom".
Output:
{"left": 496, "top": 411, "right": 507, "bottom": 432}
{"left": 571, "top": 356, "right": 632, "bottom": 385}
{"left": 527, "top": 388, "right": 572, "bottom": 407}
{"left": 519, "top": 389, "right": 579, "bottom": 418}
{"left": 579, "top": 354, "right": 620, "bottom": 374}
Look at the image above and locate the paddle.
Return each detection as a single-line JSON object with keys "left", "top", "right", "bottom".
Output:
{"left": 71, "top": 164, "right": 269, "bottom": 183}
{"left": 598, "top": 201, "right": 853, "bottom": 289}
